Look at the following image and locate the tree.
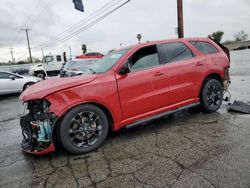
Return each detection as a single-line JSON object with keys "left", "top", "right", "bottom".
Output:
{"left": 209, "top": 31, "right": 224, "bottom": 43}
{"left": 234, "top": 30, "right": 248, "bottom": 42}
{"left": 137, "top": 34, "right": 142, "bottom": 43}
{"left": 82, "top": 44, "right": 87, "bottom": 54}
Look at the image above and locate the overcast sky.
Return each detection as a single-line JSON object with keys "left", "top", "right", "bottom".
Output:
{"left": 0, "top": 0, "right": 249, "bottom": 62}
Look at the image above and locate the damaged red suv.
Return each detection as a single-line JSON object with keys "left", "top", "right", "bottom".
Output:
{"left": 20, "top": 38, "right": 230, "bottom": 155}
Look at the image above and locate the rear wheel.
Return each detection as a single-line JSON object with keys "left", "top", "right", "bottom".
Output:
{"left": 59, "top": 104, "right": 109, "bottom": 154}
{"left": 201, "top": 79, "right": 223, "bottom": 113}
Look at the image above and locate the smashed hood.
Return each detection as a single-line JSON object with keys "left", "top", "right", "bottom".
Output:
{"left": 20, "top": 74, "right": 97, "bottom": 101}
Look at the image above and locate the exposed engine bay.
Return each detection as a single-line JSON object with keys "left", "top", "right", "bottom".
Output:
{"left": 20, "top": 100, "right": 57, "bottom": 155}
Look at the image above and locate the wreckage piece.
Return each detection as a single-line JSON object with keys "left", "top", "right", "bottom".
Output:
{"left": 227, "top": 100, "right": 250, "bottom": 114}
{"left": 20, "top": 100, "right": 57, "bottom": 155}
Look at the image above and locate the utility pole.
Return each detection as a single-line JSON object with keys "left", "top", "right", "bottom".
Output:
{"left": 69, "top": 46, "right": 72, "bottom": 60}
{"left": 21, "top": 28, "right": 33, "bottom": 64}
{"left": 9, "top": 48, "right": 14, "bottom": 63}
{"left": 177, "top": 0, "right": 184, "bottom": 38}
{"left": 41, "top": 48, "right": 44, "bottom": 57}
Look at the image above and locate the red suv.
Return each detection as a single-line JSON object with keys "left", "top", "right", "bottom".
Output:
{"left": 20, "top": 38, "right": 230, "bottom": 155}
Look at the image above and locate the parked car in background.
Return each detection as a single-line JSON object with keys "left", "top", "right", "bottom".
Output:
{"left": 29, "top": 54, "right": 66, "bottom": 79}
{"left": 76, "top": 52, "right": 104, "bottom": 59}
{"left": 60, "top": 58, "right": 99, "bottom": 77}
{"left": 0, "top": 70, "right": 41, "bottom": 95}
{"left": 20, "top": 37, "right": 230, "bottom": 155}
{"left": 10, "top": 68, "right": 29, "bottom": 75}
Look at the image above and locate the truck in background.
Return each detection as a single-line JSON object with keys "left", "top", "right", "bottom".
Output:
{"left": 29, "top": 54, "right": 66, "bottom": 79}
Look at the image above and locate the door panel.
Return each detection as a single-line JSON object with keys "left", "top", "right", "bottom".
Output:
{"left": 157, "top": 42, "right": 206, "bottom": 104}
{"left": 116, "top": 65, "right": 170, "bottom": 119}
{"left": 0, "top": 72, "right": 23, "bottom": 93}
{"left": 116, "top": 45, "right": 171, "bottom": 119}
{"left": 166, "top": 58, "right": 206, "bottom": 104}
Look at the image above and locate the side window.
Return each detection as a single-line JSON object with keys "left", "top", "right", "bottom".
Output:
{"left": 0, "top": 72, "right": 11, "bottom": 79}
{"left": 190, "top": 41, "right": 219, "bottom": 54}
{"left": 158, "top": 42, "right": 194, "bottom": 64}
{"left": 45, "top": 56, "right": 54, "bottom": 63}
{"left": 56, "top": 55, "right": 62, "bottom": 62}
{"left": 129, "top": 45, "right": 160, "bottom": 71}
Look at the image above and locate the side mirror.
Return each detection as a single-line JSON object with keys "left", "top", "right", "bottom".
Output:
{"left": 119, "top": 62, "right": 130, "bottom": 75}
{"left": 9, "top": 76, "right": 15, "bottom": 80}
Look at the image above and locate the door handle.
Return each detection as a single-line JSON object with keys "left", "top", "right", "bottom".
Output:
{"left": 154, "top": 72, "right": 164, "bottom": 76}
{"left": 196, "top": 62, "right": 204, "bottom": 66}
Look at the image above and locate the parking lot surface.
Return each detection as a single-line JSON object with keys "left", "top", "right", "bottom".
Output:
{"left": 0, "top": 50, "right": 250, "bottom": 188}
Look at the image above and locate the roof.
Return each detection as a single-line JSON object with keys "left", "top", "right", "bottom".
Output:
{"left": 118, "top": 37, "right": 211, "bottom": 51}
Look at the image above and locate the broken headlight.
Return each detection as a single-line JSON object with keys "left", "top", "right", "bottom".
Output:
{"left": 20, "top": 100, "right": 57, "bottom": 152}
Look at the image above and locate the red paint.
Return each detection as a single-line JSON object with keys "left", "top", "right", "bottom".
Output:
{"left": 23, "top": 144, "right": 55, "bottom": 155}
{"left": 20, "top": 38, "right": 230, "bottom": 154}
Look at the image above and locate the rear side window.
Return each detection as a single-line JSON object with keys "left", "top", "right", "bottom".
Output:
{"left": 158, "top": 42, "right": 194, "bottom": 64}
{"left": 191, "top": 41, "right": 219, "bottom": 54}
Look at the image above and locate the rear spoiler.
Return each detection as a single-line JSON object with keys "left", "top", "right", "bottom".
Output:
{"left": 209, "top": 37, "right": 230, "bottom": 61}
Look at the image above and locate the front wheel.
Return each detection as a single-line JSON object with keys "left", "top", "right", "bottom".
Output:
{"left": 35, "top": 71, "right": 46, "bottom": 79}
{"left": 200, "top": 79, "right": 223, "bottom": 113}
{"left": 59, "top": 104, "right": 109, "bottom": 154}
{"left": 23, "top": 82, "right": 35, "bottom": 91}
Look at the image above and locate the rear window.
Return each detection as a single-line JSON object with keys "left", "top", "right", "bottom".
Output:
{"left": 158, "top": 42, "right": 194, "bottom": 64}
{"left": 190, "top": 41, "right": 219, "bottom": 54}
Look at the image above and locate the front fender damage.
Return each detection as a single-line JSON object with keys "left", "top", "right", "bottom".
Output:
{"left": 20, "top": 100, "right": 58, "bottom": 155}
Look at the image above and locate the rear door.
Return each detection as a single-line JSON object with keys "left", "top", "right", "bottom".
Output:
{"left": 157, "top": 41, "right": 206, "bottom": 104}
{"left": 116, "top": 45, "right": 171, "bottom": 119}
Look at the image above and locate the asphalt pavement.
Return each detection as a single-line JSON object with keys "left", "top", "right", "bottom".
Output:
{"left": 0, "top": 50, "right": 250, "bottom": 188}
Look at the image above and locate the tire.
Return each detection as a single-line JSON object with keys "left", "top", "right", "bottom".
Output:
{"left": 200, "top": 79, "right": 223, "bottom": 113}
{"left": 35, "top": 71, "right": 46, "bottom": 79}
{"left": 59, "top": 104, "right": 109, "bottom": 154}
{"left": 23, "top": 82, "right": 35, "bottom": 91}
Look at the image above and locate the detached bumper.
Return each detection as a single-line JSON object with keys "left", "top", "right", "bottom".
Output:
{"left": 23, "top": 143, "right": 55, "bottom": 155}
{"left": 20, "top": 100, "right": 58, "bottom": 155}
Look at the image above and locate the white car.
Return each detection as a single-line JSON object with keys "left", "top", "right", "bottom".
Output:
{"left": 0, "top": 70, "right": 41, "bottom": 95}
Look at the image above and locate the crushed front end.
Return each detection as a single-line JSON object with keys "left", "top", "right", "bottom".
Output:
{"left": 20, "top": 100, "right": 57, "bottom": 155}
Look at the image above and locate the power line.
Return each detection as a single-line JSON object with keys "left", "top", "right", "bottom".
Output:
{"left": 40, "top": 0, "right": 122, "bottom": 48}
{"left": 13, "top": 0, "right": 55, "bottom": 60}
{"left": 43, "top": 0, "right": 131, "bottom": 49}
{"left": 12, "top": 0, "right": 51, "bottom": 45}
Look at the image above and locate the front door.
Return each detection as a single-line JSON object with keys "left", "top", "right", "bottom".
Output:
{"left": 116, "top": 45, "right": 171, "bottom": 119}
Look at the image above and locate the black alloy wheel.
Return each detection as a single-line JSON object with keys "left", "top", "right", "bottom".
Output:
{"left": 201, "top": 79, "right": 223, "bottom": 113}
{"left": 60, "top": 104, "right": 109, "bottom": 154}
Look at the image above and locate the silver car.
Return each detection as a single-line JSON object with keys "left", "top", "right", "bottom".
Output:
{"left": 0, "top": 70, "right": 41, "bottom": 95}
{"left": 60, "top": 58, "right": 99, "bottom": 77}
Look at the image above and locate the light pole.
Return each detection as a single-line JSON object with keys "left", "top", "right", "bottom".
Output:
{"left": 137, "top": 34, "right": 142, "bottom": 43}
{"left": 9, "top": 48, "right": 14, "bottom": 63}
{"left": 69, "top": 46, "right": 72, "bottom": 60}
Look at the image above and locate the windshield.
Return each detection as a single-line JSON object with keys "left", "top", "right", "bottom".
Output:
{"left": 65, "top": 59, "right": 98, "bottom": 71}
{"left": 90, "top": 49, "right": 128, "bottom": 74}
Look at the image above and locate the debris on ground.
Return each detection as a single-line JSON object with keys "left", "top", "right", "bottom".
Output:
{"left": 227, "top": 100, "right": 250, "bottom": 114}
